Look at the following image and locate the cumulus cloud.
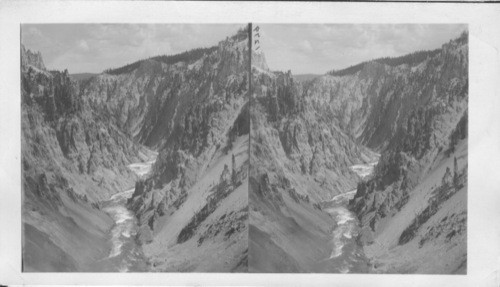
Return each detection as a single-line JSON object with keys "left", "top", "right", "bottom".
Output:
{"left": 259, "top": 24, "right": 467, "bottom": 74}
{"left": 78, "top": 40, "right": 89, "bottom": 52}
{"left": 21, "top": 24, "right": 243, "bottom": 73}
{"left": 20, "top": 24, "right": 467, "bottom": 75}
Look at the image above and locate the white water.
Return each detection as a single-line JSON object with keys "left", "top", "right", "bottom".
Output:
{"left": 99, "top": 157, "right": 156, "bottom": 271}
{"left": 322, "top": 158, "right": 379, "bottom": 273}
{"left": 128, "top": 160, "right": 156, "bottom": 177}
{"left": 350, "top": 160, "right": 378, "bottom": 179}
{"left": 103, "top": 189, "right": 136, "bottom": 259}
{"left": 325, "top": 189, "right": 359, "bottom": 260}
{"left": 326, "top": 206, "right": 358, "bottom": 259}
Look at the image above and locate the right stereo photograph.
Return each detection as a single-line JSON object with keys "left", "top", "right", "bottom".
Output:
{"left": 249, "top": 24, "right": 468, "bottom": 274}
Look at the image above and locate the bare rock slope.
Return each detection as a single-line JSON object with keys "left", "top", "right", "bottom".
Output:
{"left": 21, "top": 45, "right": 150, "bottom": 271}
{"left": 249, "top": 31, "right": 468, "bottom": 274}
{"left": 349, "top": 32, "right": 468, "bottom": 274}
{"left": 249, "top": 55, "right": 376, "bottom": 272}
{"left": 124, "top": 28, "right": 251, "bottom": 272}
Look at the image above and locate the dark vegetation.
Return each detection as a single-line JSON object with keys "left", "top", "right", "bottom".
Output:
{"left": 418, "top": 211, "right": 466, "bottom": 248}
{"left": 446, "top": 111, "right": 468, "bottom": 156}
{"left": 263, "top": 73, "right": 305, "bottom": 123}
{"left": 177, "top": 160, "right": 244, "bottom": 244}
{"left": 226, "top": 102, "right": 250, "bottom": 152}
{"left": 22, "top": 68, "right": 82, "bottom": 122}
{"left": 104, "top": 27, "right": 248, "bottom": 76}
{"left": 397, "top": 106, "right": 437, "bottom": 159}
{"left": 197, "top": 208, "right": 247, "bottom": 246}
{"left": 398, "top": 166, "right": 466, "bottom": 245}
{"left": 103, "top": 46, "right": 218, "bottom": 75}
{"left": 327, "top": 49, "right": 441, "bottom": 77}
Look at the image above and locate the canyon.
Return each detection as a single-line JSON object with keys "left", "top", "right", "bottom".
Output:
{"left": 249, "top": 31, "right": 467, "bottom": 273}
{"left": 22, "top": 27, "right": 250, "bottom": 272}
{"left": 21, "top": 26, "right": 467, "bottom": 274}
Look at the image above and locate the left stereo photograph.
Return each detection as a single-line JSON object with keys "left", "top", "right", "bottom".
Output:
{"left": 21, "top": 24, "right": 250, "bottom": 272}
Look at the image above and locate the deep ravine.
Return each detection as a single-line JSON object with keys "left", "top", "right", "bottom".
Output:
{"left": 319, "top": 156, "right": 379, "bottom": 273}
{"left": 94, "top": 153, "right": 157, "bottom": 272}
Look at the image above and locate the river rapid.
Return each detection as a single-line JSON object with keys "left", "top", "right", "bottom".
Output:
{"left": 320, "top": 158, "right": 379, "bottom": 273}
{"left": 95, "top": 154, "right": 375, "bottom": 272}
{"left": 95, "top": 156, "right": 156, "bottom": 272}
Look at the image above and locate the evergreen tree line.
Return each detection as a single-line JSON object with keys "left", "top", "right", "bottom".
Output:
{"left": 446, "top": 111, "right": 468, "bottom": 156}
{"left": 327, "top": 48, "right": 441, "bottom": 77}
{"left": 103, "top": 46, "right": 218, "bottom": 75}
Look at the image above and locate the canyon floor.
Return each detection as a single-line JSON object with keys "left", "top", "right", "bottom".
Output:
{"left": 94, "top": 151, "right": 157, "bottom": 272}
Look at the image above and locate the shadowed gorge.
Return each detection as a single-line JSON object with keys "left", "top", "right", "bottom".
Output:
{"left": 249, "top": 30, "right": 467, "bottom": 274}
{"left": 21, "top": 44, "right": 153, "bottom": 271}
{"left": 22, "top": 26, "right": 250, "bottom": 272}
{"left": 21, "top": 24, "right": 467, "bottom": 274}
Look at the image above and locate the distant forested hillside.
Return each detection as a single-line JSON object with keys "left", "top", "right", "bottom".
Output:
{"left": 328, "top": 48, "right": 441, "bottom": 77}
{"left": 104, "top": 46, "right": 218, "bottom": 75}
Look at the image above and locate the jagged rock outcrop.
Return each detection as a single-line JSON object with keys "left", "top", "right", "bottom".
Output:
{"left": 124, "top": 27, "right": 250, "bottom": 272}
{"left": 21, "top": 45, "right": 150, "bottom": 271}
{"left": 304, "top": 32, "right": 467, "bottom": 152}
{"left": 249, "top": 31, "right": 468, "bottom": 274}
{"left": 348, "top": 32, "right": 468, "bottom": 274}
{"left": 21, "top": 44, "right": 46, "bottom": 71}
{"left": 253, "top": 69, "right": 375, "bottom": 202}
{"left": 82, "top": 30, "right": 249, "bottom": 149}
{"left": 21, "top": 25, "right": 468, "bottom": 274}
{"left": 249, "top": 51, "right": 376, "bottom": 272}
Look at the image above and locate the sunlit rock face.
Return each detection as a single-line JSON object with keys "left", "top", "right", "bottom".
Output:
{"left": 124, "top": 28, "right": 251, "bottom": 272}
{"left": 21, "top": 44, "right": 46, "bottom": 71}
{"left": 22, "top": 26, "right": 251, "bottom": 272}
{"left": 20, "top": 25, "right": 468, "bottom": 274}
{"left": 347, "top": 32, "right": 468, "bottom": 274}
{"left": 249, "top": 32, "right": 468, "bottom": 274}
{"left": 249, "top": 50, "right": 377, "bottom": 272}
{"left": 21, "top": 44, "right": 149, "bottom": 272}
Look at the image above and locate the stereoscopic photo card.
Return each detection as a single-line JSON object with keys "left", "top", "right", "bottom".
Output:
{"left": 1, "top": 1, "right": 500, "bottom": 286}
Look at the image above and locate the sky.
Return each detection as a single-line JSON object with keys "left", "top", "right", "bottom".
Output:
{"left": 21, "top": 24, "right": 244, "bottom": 74}
{"left": 258, "top": 24, "right": 467, "bottom": 75}
{"left": 21, "top": 24, "right": 467, "bottom": 75}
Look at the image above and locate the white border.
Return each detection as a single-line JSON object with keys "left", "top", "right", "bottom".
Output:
{"left": 1, "top": 1, "right": 500, "bottom": 286}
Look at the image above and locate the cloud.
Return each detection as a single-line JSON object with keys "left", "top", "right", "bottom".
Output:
{"left": 20, "top": 23, "right": 466, "bottom": 75}
{"left": 299, "top": 40, "right": 313, "bottom": 53}
{"left": 78, "top": 40, "right": 89, "bottom": 52}
{"left": 260, "top": 24, "right": 467, "bottom": 74}
{"left": 21, "top": 24, "right": 243, "bottom": 73}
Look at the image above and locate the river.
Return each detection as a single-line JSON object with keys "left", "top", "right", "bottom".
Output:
{"left": 320, "top": 158, "right": 379, "bottom": 273}
{"left": 95, "top": 155, "right": 156, "bottom": 272}
{"left": 96, "top": 154, "right": 374, "bottom": 272}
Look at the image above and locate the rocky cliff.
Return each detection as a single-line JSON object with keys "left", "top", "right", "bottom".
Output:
{"left": 348, "top": 32, "right": 468, "bottom": 274}
{"left": 82, "top": 31, "right": 248, "bottom": 150}
{"left": 249, "top": 51, "right": 376, "bottom": 272}
{"left": 21, "top": 44, "right": 45, "bottom": 71}
{"left": 249, "top": 31, "right": 468, "bottom": 274}
{"left": 21, "top": 45, "right": 150, "bottom": 271}
{"left": 21, "top": 26, "right": 468, "bottom": 274}
{"left": 305, "top": 34, "right": 466, "bottom": 152}
{"left": 123, "top": 27, "right": 250, "bottom": 272}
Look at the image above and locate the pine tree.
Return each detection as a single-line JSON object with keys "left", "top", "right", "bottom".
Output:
{"left": 269, "top": 92, "right": 279, "bottom": 121}
{"left": 453, "top": 157, "right": 459, "bottom": 186}
{"left": 231, "top": 153, "right": 237, "bottom": 185}
{"left": 442, "top": 167, "right": 452, "bottom": 188}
